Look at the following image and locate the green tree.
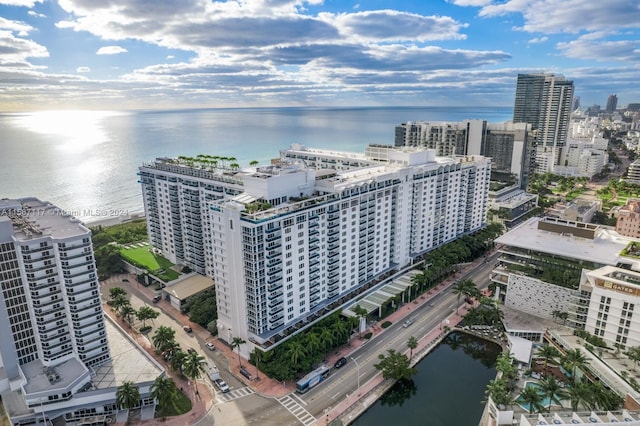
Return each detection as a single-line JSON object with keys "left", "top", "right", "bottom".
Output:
{"left": 231, "top": 336, "right": 246, "bottom": 368}
{"left": 374, "top": 349, "right": 417, "bottom": 381}
{"left": 116, "top": 380, "right": 140, "bottom": 416}
{"left": 183, "top": 352, "right": 207, "bottom": 395}
{"left": 520, "top": 385, "right": 544, "bottom": 414}
{"left": 152, "top": 326, "right": 176, "bottom": 353}
{"left": 319, "top": 328, "right": 335, "bottom": 351}
{"left": 407, "top": 336, "right": 418, "bottom": 361}
{"left": 451, "top": 280, "right": 474, "bottom": 313}
{"left": 109, "top": 286, "right": 127, "bottom": 300}
{"left": 150, "top": 376, "right": 178, "bottom": 417}
{"left": 624, "top": 346, "right": 640, "bottom": 370}
{"left": 110, "top": 294, "right": 130, "bottom": 315}
{"left": 568, "top": 382, "right": 592, "bottom": 411}
{"left": 136, "top": 306, "right": 160, "bottom": 329}
{"left": 120, "top": 304, "right": 137, "bottom": 328}
{"left": 535, "top": 344, "right": 561, "bottom": 374}
{"left": 538, "top": 376, "right": 567, "bottom": 412}
{"left": 170, "top": 350, "right": 187, "bottom": 372}
{"left": 286, "top": 341, "right": 306, "bottom": 365}
{"left": 561, "top": 348, "right": 589, "bottom": 383}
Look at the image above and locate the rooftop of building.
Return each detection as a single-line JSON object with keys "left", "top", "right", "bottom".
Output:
{"left": 163, "top": 273, "right": 214, "bottom": 301}
{"left": 496, "top": 216, "right": 634, "bottom": 266}
{"left": 92, "top": 316, "right": 164, "bottom": 389}
{"left": 0, "top": 197, "right": 90, "bottom": 241}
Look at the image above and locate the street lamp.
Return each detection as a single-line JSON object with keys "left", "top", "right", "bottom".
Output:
{"left": 350, "top": 357, "right": 361, "bottom": 396}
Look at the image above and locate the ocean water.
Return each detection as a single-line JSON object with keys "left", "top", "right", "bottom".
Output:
{"left": 0, "top": 106, "right": 512, "bottom": 223}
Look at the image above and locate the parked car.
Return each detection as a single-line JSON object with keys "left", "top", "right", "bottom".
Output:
{"left": 183, "top": 325, "right": 193, "bottom": 333}
{"left": 152, "top": 295, "right": 162, "bottom": 303}
{"left": 334, "top": 357, "right": 347, "bottom": 369}
{"left": 206, "top": 342, "right": 215, "bottom": 351}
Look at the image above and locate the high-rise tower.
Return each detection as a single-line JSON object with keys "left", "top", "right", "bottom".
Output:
{"left": 606, "top": 94, "right": 618, "bottom": 114}
{"left": 513, "top": 73, "right": 574, "bottom": 171}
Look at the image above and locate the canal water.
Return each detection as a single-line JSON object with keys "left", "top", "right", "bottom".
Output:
{"left": 352, "top": 332, "right": 502, "bottom": 426}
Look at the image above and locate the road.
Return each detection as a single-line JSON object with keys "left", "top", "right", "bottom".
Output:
{"left": 103, "top": 249, "right": 500, "bottom": 426}
{"left": 298, "top": 250, "right": 500, "bottom": 418}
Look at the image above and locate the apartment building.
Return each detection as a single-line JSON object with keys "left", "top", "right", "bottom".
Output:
{"left": 140, "top": 146, "right": 491, "bottom": 354}
{"left": 513, "top": 73, "right": 574, "bottom": 172}
{"left": 614, "top": 199, "right": 640, "bottom": 238}
{"left": 0, "top": 198, "right": 162, "bottom": 425}
{"left": 394, "top": 120, "right": 535, "bottom": 189}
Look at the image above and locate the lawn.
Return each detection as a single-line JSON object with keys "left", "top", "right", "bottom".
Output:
{"left": 120, "top": 246, "right": 180, "bottom": 282}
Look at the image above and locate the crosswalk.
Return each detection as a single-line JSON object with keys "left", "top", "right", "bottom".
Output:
{"left": 276, "top": 395, "right": 317, "bottom": 426}
{"left": 215, "top": 386, "right": 255, "bottom": 403}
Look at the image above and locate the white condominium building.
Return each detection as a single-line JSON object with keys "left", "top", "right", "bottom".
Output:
{"left": 204, "top": 145, "right": 490, "bottom": 353}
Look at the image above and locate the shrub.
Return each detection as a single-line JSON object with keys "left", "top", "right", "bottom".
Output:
{"left": 381, "top": 321, "right": 392, "bottom": 329}
{"left": 364, "top": 332, "right": 373, "bottom": 339}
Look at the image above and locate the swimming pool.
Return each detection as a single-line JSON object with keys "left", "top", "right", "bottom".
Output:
{"left": 516, "top": 381, "right": 561, "bottom": 412}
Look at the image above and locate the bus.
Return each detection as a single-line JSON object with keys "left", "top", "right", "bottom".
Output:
{"left": 296, "top": 364, "right": 331, "bottom": 394}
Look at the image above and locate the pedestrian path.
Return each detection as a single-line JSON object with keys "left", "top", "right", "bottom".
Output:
{"left": 215, "top": 386, "right": 255, "bottom": 403}
{"left": 277, "top": 395, "right": 317, "bottom": 426}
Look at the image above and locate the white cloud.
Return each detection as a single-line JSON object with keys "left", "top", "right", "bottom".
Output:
{"left": 76, "top": 66, "right": 90, "bottom": 73}
{"left": 27, "top": 11, "right": 46, "bottom": 18}
{"left": 96, "top": 45, "right": 127, "bottom": 55}
{"left": 448, "top": 0, "right": 493, "bottom": 6}
{"left": 557, "top": 36, "right": 640, "bottom": 62}
{"left": 0, "top": 16, "right": 34, "bottom": 36}
{"left": 0, "top": 29, "right": 48, "bottom": 62}
{"left": 528, "top": 36, "right": 548, "bottom": 44}
{"left": 0, "top": 0, "right": 44, "bottom": 6}
{"left": 166, "top": 55, "right": 174, "bottom": 59}
{"left": 476, "top": 0, "right": 640, "bottom": 34}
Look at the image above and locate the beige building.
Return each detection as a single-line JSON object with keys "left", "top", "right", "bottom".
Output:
{"left": 614, "top": 199, "right": 640, "bottom": 238}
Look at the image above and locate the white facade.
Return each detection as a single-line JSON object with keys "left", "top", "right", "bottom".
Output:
{"left": 207, "top": 146, "right": 490, "bottom": 353}
{"left": 0, "top": 198, "right": 163, "bottom": 426}
{"left": 581, "top": 266, "right": 640, "bottom": 350}
{"left": 139, "top": 146, "right": 491, "bottom": 354}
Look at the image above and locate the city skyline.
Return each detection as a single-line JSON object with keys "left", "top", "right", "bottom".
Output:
{"left": 1, "top": 0, "right": 639, "bottom": 111}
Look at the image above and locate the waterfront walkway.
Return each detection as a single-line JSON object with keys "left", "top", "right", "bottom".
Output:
{"left": 103, "top": 253, "right": 489, "bottom": 426}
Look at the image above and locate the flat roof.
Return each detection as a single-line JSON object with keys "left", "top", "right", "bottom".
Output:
{"left": 164, "top": 273, "right": 214, "bottom": 300}
{"left": 0, "top": 197, "right": 91, "bottom": 241}
{"left": 496, "top": 216, "right": 634, "bottom": 266}
{"left": 92, "top": 317, "right": 164, "bottom": 389}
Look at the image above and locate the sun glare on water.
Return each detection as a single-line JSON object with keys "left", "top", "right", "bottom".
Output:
{"left": 13, "top": 110, "right": 126, "bottom": 152}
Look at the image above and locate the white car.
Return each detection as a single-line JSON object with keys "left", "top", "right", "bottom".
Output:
{"left": 215, "top": 379, "right": 230, "bottom": 393}
{"left": 206, "top": 342, "right": 215, "bottom": 351}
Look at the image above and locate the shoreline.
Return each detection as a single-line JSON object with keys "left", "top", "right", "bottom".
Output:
{"left": 84, "top": 213, "right": 146, "bottom": 228}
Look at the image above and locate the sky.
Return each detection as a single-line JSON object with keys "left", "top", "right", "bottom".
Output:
{"left": 0, "top": 0, "right": 639, "bottom": 111}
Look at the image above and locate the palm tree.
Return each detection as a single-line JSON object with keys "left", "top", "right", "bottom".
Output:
{"left": 536, "top": 344, "right": 561, "bottom": 374}
{"left": 252, "top": 349, "right": 265, "bottom": 381}
{"left": 561, "top": 348, "right": 589, "bottom": 383}
{"left": 520, "top": 385, "right": 544, "bottom": 414}
{"left": 333, "top": 320, "right": 349, "bottom": 344}
{"left": 170, "top": 350, "right": 187, "bottom": 372}
{"left": 319, "top": 327, "right": 335, "bottom": 351}
{"left": 109, "top": 286, "right": 127, "bottom": 301}
{"left": 407, "top": 336, "right": 418, "bottom": 361}
{"left": 624, "top": 346, "right": 640, "bottom": 370}
{"left": 231, "top": 336, "right": 246, "bottom": 368}
{"left": 451, "top": 280, "right": 473, "bottom": 313}
{"left": 538, "top": 376, "right": 566, "bottom": 412}
{"left": 568, "top": 382, "right": 592, "bottom": 411}
{"left": 286, "top": 341, "right": 306, "bottom": 365}
{"left": 150, "top": 376, "right": 178, "bottom": 417}
{"left": 306, "top": 333, "right": 322, "bottom": 355}
{"left": 152, "top": 326, "right": 176, "bottom": 353}
{"left": 183, "top": 352, "right": 207, "bottom": 396}
{"left": 249, "top": 160, "right": 259, "bottom": 167}
{"left": 120, "top": 304, "right": 137, "bottom": 327}
{"left": 111, "top": 294, "right": 130, "bottom": 315}
{"left": 136, "top": 306, "right": 159, "bottom": 329}
{"left": 116, "top": 380, "right": 140, "bottom": 419}
{"left": 353, "top": 305, "right": 368, "bottom": 338}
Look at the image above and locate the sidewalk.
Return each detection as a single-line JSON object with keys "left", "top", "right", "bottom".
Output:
{"left": 103, "top": 252, "right": 491, "bottom": 425}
